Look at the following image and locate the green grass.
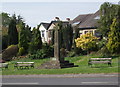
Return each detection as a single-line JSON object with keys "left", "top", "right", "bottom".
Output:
{"left": 1, "top": 55, "right": 119, "bottom": 75}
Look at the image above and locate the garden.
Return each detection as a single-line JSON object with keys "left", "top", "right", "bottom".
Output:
{"left": 1, "top": 2, "right": 120, "bottom": 75}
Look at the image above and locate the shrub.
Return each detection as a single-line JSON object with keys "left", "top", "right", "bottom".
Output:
{"left": 29, "top": 44, "right": 54, "bottom": 59}
{"left": 67, "top": 51, "right": 76, "bottom": 57}
{"left": 91, "top": 46, "right": 111, "bottom": 57}
{"left": 18, "top": 47, "right": 25, "bottom": 56}
{"left": 29, "top": 49, "right": 46, "bottom": 59}
{"left": 2, "top": 45, "right": 19, "bottom": 61}
{"left": 97, "top": 39, "right": 107, "bottom": 50}
{"left": 75, "top": 32, "right": 99, "bottom": 53}
{"left": 2, "top": 35, "right": 8, "bottom": 50}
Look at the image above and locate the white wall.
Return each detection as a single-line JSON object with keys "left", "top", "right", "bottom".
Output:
{"left": 39, "top": 25, "right": 48, "bottom": 43}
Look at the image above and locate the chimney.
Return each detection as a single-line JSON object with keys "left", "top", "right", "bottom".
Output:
{"left": 66, "top": 18, "right": 70, "bottom": 21}
{"left": 55, "top": 17, "right": 60, "bottom": 21}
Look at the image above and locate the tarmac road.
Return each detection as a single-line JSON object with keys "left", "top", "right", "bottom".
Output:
{"left": 1, "top": 74, "right": 119, "bottom": 85}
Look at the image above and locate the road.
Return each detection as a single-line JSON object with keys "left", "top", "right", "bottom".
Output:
{"left": 1, "top": 74, "right": 119, "bottom": 86}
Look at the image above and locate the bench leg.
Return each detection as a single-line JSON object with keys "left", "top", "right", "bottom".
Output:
{"left": 25, "top": 66, "right": 29, "bottom": 69}
{"left": 88, "top": 63, "right": 92, "bottom": 67}
{"left": 31, "top": 66, "right": 34, "bottom": 68}
{"left": 108, "top": 63, "right": 112, "bottom": 67}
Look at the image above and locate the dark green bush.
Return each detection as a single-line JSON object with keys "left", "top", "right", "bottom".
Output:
{"left": 97, "top": 39, "right": 107, "bottom": 50}
{"left": 2, "top": 35, "right": 8, "bottom": 50}
{"left": 29, "top": 44, "right": 54, "bottom": 59}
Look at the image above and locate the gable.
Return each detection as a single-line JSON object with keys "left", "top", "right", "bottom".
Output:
{"left": 48, "top": 23, "right": 55, "bottom": 30}
{"left": 39, "top": 25, "right": 46, "bottom": 31}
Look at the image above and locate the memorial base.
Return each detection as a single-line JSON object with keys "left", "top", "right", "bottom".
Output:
{"left": 37, "top": 58, "right": 78, "bottom": 69}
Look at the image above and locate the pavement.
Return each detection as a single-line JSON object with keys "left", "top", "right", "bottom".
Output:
{"left": 1, "top": 73, "right": 119, "bottom": 78}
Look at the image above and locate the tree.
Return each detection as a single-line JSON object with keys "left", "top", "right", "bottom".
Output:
{"left": 54, "top": 21, "right": 73, "bottom": 51}
{"left": 73, "top": 26, "right": 82, "bottom": 54}
{"left": 106, "top": 18, "right": 120, "bottom": 53}
{"left": 29, "top": 26, "right": 42, "bottom": 54}
{"left": 8, "top": 14, "right": 18, "bottom": 45}
{"left": 98, "top": 2, "right": 119, "bottom": 38}
{"left": 75, "top": 32, "right": 98, "bottom": 53}
{"left": 0, "top": 12, "right": 11, "bottom": 27}
{"left": 62, "top": 24, "right": 73, "bottom": 51}
{"left": 1, "top": 13, "right": 10, "bottom": 49}
{"left": 18, "top": 22, "right": 31, "bottom": 55}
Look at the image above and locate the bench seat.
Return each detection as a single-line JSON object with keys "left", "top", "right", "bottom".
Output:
{"left": 89, "top": 61, "right": 111, "bottom": 63}
{"left": 88, "top": 58, "right": 112, "bottom": 67}
{"left": 14, "top": 62, "right": 34, "bottom": 69}
{"left": 0, "top": 63, "right": 8, "bottom": 69}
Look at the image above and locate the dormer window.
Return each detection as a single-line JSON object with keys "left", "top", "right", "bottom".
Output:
{"left": 94, "top": 16, "right": 100, "bottom": 20}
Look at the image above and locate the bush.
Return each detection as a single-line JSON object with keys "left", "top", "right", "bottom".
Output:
{"left": 90, "top": 46, "right": 111, "bottom": 57}
{"left": 67, "top": 51, "right": 76, "bottom": 57}
{"left": 29, "top": 49, "right": 46, "bottom": 59}
{"left": 18, "top": 47, "right": 25, "bottom": 56}
{"left": 29, "top": 44, "right": 54, "bottom": 59}
{"left": 2, "top": 35, "right": 8, "bottom": 50}
{"left": 2, "top": 45, "right": 19, "bottom": 61}
{"left": 75, "top": 32, "right": 99, "bottom": 54}
{"left": 97, "top": 39, "right": 107, "bottom": 50}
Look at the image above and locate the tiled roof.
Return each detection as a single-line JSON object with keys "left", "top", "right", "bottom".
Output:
{"left": 70, "top": 14, "right": 93, "bottom": 24}
{"left": 78, "top": 10, "right": 100, "bottom": 28}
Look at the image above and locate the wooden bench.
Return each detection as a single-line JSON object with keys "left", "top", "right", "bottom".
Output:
{"left": 88, "top": 58, "right": 112, "bottom": 67}
{"left": 14, "top": 62, "right": 34, "bottom": 69}
{"left": 0, "top": 63, "right": 8, "bottom": 69}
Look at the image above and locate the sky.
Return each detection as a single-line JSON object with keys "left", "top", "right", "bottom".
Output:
{"left": 1, "top": 0, "right": 119, "bottom": 28}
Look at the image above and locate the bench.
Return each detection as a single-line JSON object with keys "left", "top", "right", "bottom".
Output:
{"left": 0, "top": 63, "right": 8, "bottom": 69}
{"left": 14, "top": 62, "right": 34, "bottom": 69}
{"left": 88, "top": 58, "right": 112, "bottom": 67}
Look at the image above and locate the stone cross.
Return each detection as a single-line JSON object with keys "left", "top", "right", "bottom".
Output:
{"left": 54, "top": 28, "right": 60, "bottom": 61}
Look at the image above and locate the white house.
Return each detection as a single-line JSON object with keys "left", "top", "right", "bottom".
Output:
{"left": 47, "top": 20, "right": 70, "bottom": 44}
{"left": 39, "top": 17, "right": 70, "bottom": 44}
{"left": 39, "top": 22, "right": 49, "bottom": 43}
{"left": 71, "top": 10, "right": 101, "bottom": 37}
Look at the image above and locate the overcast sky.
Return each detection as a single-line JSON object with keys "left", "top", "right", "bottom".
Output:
{"left": 1, "top": 0, "right": 119, "bottom": 28}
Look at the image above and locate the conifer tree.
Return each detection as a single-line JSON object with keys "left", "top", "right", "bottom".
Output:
{"left": 8, "top": 14, "right": 18, "bottom": 45}
{"left": 18, "top": 22, "right": 31, "bottom": 55}
{"left": 29, "top": 25, "right": 42, "bottom": 54}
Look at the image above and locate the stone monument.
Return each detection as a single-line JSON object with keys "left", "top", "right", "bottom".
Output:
{"left": 38, "top": 22, "right": 77, "bottom": 69}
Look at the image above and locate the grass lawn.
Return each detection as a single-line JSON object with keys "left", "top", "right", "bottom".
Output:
{"left": 1, "top": 55, "right": 119, "bottom": 75}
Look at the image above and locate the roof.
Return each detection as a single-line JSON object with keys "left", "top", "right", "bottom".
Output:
{"left": 70, "top": 14, "right": 93, "bottom": 24}
{"left": 40, "top": 22, "right": 50, "bottom": 30}
{"left": 78, "top": 10, "right": 100, "bottom": 29}
{"left": 47, "top": 21, "right": 69, "bottom": 29}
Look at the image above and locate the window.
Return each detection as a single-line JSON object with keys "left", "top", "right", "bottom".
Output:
{"left": 41, "top": 30, "right": 45, "bottom": 37}
{"left": 85, "top": 31, "right": 88, "bottom": 34}
{"left": 94, "top": 16, "right": 100, "bottom": 20}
